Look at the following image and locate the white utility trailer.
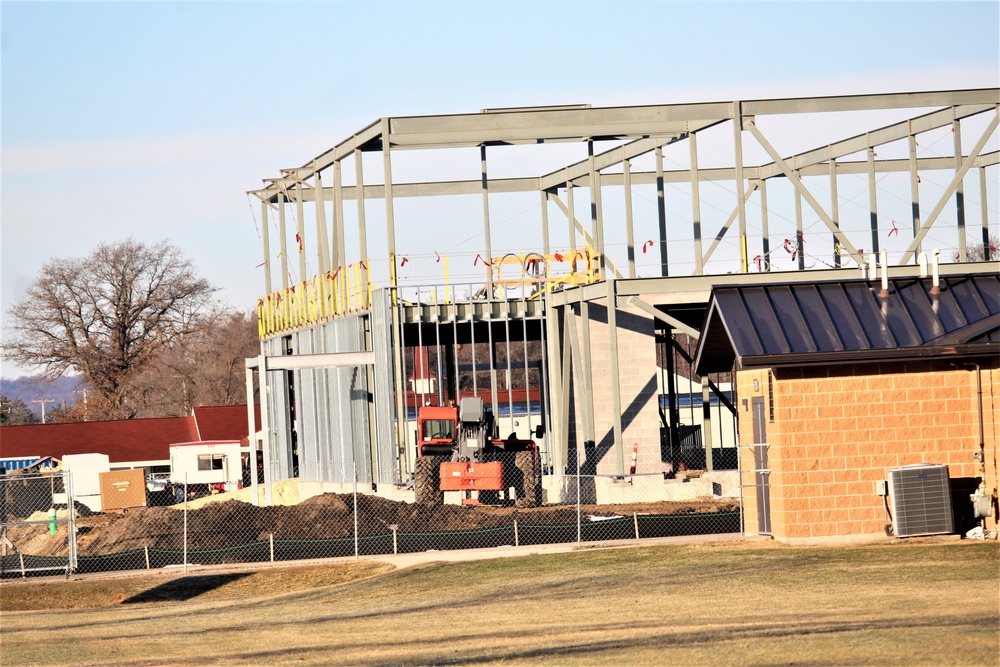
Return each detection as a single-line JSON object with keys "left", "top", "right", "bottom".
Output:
{"left": 169, "top": 440, "right": 247, "bottom": 494}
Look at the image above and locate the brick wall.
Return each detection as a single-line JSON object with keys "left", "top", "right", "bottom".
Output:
{"left": 738, "top": 361, "right": 999, "bottom": 543}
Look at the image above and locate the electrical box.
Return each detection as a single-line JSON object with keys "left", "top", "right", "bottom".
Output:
{"left": 874, "top": 480, "right": 888, "bottom": 496}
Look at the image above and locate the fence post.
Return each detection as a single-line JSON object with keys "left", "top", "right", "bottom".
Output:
{"left": 577, "top": 460, "right": 582, "bottom": 545}
{"left": 391, "top": 525, "right": 398, "bottom": 555}
{"left": 633, "top": 512, "right": 640, "bottom": 540}
{"left": 19, "top": 552, "right": 25, "bottom": 578}
{"left": 66, "top": 471, "right": 78, "bottom": 575}
{"left": 353, "top": 462, "right": 359, "bottom": 562}
{"left": 144, "top": 545, "right": 150, "bottom": 570}
{"left": 269, "top": 533, "right": 274, "bottom": 562}
{"left": 183, "top": 473, "right": 188, "bottom": 573}
{"left": 514, "top": 519, "right": 519, "bottom": 547}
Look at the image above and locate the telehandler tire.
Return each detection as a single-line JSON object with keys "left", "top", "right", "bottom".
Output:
{"left": 414, "top": 456, "right": 447, "bottom": 505}
{"left": 514, "top": 450, "right": 541, "bottom": 508}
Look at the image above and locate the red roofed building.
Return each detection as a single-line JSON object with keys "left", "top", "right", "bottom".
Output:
{"left": 0, "top": 405, "right": 260, "bottom": 475}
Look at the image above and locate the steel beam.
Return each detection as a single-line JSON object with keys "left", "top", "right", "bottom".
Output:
{"left": 701, "top": 183, "right": 758, "bottom": 267}
{"left": 745, "top": 120, "right": 862, "bottom": 260}
{"left": 281, "top": 153, "right": 986, "bottom": 203}
{"left": 625, "top": 295, "right": 700, "bottom": 339}
{"left": 549, "top": 194, "right": 623, "bottom": 278}
{"left": 900, "top": 110, "right": 1000, "bottom": 263}
{"left": 547, "top": 261, "right": 1000, "bottom": 307}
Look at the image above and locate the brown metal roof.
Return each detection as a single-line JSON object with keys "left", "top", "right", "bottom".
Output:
{"left": 694, "top": 273, "right": 1000, "bottom": 374}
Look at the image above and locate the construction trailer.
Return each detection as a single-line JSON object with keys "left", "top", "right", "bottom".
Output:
{"left": 244, "top": 89, "right": 999, "bottom": 507}
{"left": 168, "top": 440, "right": 247, "bottom": 495}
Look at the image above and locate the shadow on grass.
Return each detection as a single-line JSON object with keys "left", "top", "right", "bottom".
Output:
{"left": 124, "top": 573, "right": 253, "bottom": 604}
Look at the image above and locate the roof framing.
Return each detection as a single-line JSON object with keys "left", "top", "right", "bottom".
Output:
{"left": 252, "top": 89, "right": 999, "bottom": 203}
{"left": 249, "top": 87, "right": 999, "bottom": 300}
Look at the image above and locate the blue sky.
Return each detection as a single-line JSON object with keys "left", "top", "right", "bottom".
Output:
{"left": 2, "top": 1, "right": 998, "bottom": 378}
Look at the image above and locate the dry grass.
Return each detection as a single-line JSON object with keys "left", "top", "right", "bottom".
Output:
{"left": 1, "top": 540, "right": 997, "bottom": 666}
{"left": 0, "top": 561, "right": 392, "bottom": 611}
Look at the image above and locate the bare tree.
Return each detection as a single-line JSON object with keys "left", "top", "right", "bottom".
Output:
{"left": 131, "top": 309, "right": 260, "bottom": 417}
{"left": 956, "top": 235, "right": 999, "bottom": 262}
{"left": 3, "top": 239, "right": 216, "bottom": 419}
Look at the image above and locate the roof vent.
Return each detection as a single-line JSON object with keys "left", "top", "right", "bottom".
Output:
{"left": 887, "top": 464, "right": 954, "bottom": 538}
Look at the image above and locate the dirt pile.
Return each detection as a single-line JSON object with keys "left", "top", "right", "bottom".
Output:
{"left": 8, "top": 493, "right": 738, "bottom": 559}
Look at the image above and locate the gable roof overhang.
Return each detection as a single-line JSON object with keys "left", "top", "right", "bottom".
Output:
{"left": 694, "top": 272, "right": 1000, "bottom": 375}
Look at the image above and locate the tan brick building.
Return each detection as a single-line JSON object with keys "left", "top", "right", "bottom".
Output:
{"left": 694, "top": 272, "right": 999, "bottom": 544}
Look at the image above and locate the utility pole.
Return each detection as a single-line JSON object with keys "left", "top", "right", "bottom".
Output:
{"left": 73, "top": 389, "right": 91, "bottom": 421}
{"left": 31, "top": 399, "right": 54, "bottom": 424}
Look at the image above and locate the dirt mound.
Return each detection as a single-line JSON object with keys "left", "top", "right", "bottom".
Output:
{"left": 8, "top": 493, "right": 738, "bottom": 560}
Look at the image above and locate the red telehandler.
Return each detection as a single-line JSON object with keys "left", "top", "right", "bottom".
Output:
{"left": 413, "top": 396, "right": 541, "bottom": 507}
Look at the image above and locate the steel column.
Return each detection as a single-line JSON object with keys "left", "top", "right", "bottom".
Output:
{"left": 655, "top": 146, "right": 669, "bottom": 276}
{"left": 354, "top": 141, "right": 368, "bottom": 264}
{"left": 382, "top": 118, "right": 397, "bottom": 286}
{"left": 909, "top": 134, "right": 922, "bottom": 257}
{"left": 588, "top": 141, "right": 605, "bottom": 269}
{"left": 566, "top": 171, "right": 576, "bottom": 250}
{"left": 733, "top": 102, "right": 748, "bottom": 270}
{"left": 578, "top": 299, "right": 595, "bottom": 455}
{"left": 759, "top": 179, "right": 771, "bottom": 271}
{"left": 541, "top": 190, "right": 551, "bottom": 256}
{"left": 278, "top": 193, "right": 289, "bottom": 290}
{"left": 606, "top": 277, "right": 625, "bottom": 476}
{"left": 701, "top": 376, "right": 713, "bottom": 476}
{"left": 258, "top": 353, "right": 273, "bottom": 506}
{"left": 623, "top": 150, "right": 636, "bottom": 278}
{"left": 261, "top": 199, "right": 272, "bottom": 295}
{"left": 829, "top": 158, "right": 841, "bottom": 267}
{"left": 980, "top": 165, "right": 992, "bottom": 260}
{"left": 689, "top": 135, "right": 703, "bottom": 274}
{"left": 867, "top": 144, "right": 880, "bottom": 255}
{"left": 245, "top": 362, "right": 258, "bottom": 505}
{"left": 334, "top": 159, "right": 346, "bottom": 269}
{"left": 795, "top": 172, "right": 804, "bottom": 270}
{"left": 313, "top": 164, "right": 329, "bottom": 276}
{"left": 481, "top": 145, "right": 494, "bottom": 289}
{"left": 954, "top": 119, "right": 967, "bottom": 262}
{"left": 295, "top": 187, "right": 307, "bottom": 282}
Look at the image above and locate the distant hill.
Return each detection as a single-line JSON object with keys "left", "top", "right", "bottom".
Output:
{"left": 0, "top": 375, "right": 87, "bottom": 417}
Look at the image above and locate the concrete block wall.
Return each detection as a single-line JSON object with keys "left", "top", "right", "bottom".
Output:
{"left": 738, "top": 361, "right": 999, "bottom": 543}
{"left": 568, "top": 300, "right": 662, "bottom": 478}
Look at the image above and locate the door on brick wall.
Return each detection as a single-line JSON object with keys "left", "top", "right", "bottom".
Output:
{"left": 751, "top": 397, "right": 771, "bottom": 535}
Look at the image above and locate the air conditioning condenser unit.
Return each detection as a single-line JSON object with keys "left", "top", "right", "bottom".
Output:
{"left": 887, "top": 464, "right": 954, "bottom": 538}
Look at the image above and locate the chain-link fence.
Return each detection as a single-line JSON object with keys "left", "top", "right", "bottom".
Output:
{"left": 1, "top": 472, "right": 77, "bottom": 577}
{"left": 2, "top": 469, "right": 740, "bottom": 577}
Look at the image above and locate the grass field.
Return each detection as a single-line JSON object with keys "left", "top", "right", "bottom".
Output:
{"left": 2, "top": 539, "right": 998, "bottom": 666}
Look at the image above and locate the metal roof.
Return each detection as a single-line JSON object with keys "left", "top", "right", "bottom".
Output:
{"left": 694, "top": 272, "right": 1000, "bottom": 374}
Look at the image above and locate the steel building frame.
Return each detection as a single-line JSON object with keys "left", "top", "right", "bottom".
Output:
{"left": 246, "top": 89, "right": 1000, "bottom": 504}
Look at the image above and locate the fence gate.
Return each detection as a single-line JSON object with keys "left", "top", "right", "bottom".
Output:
{"left": 0, "top": 471, "right": 77, "bottom": 577}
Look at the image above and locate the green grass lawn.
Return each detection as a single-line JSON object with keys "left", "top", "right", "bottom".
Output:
{"left": 2, "top": 540, "right": 997, "bottom": 666}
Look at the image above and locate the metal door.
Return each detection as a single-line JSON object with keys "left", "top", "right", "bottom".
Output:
{"left": 751, "top": 397, "right": 771, "bottom": 535}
